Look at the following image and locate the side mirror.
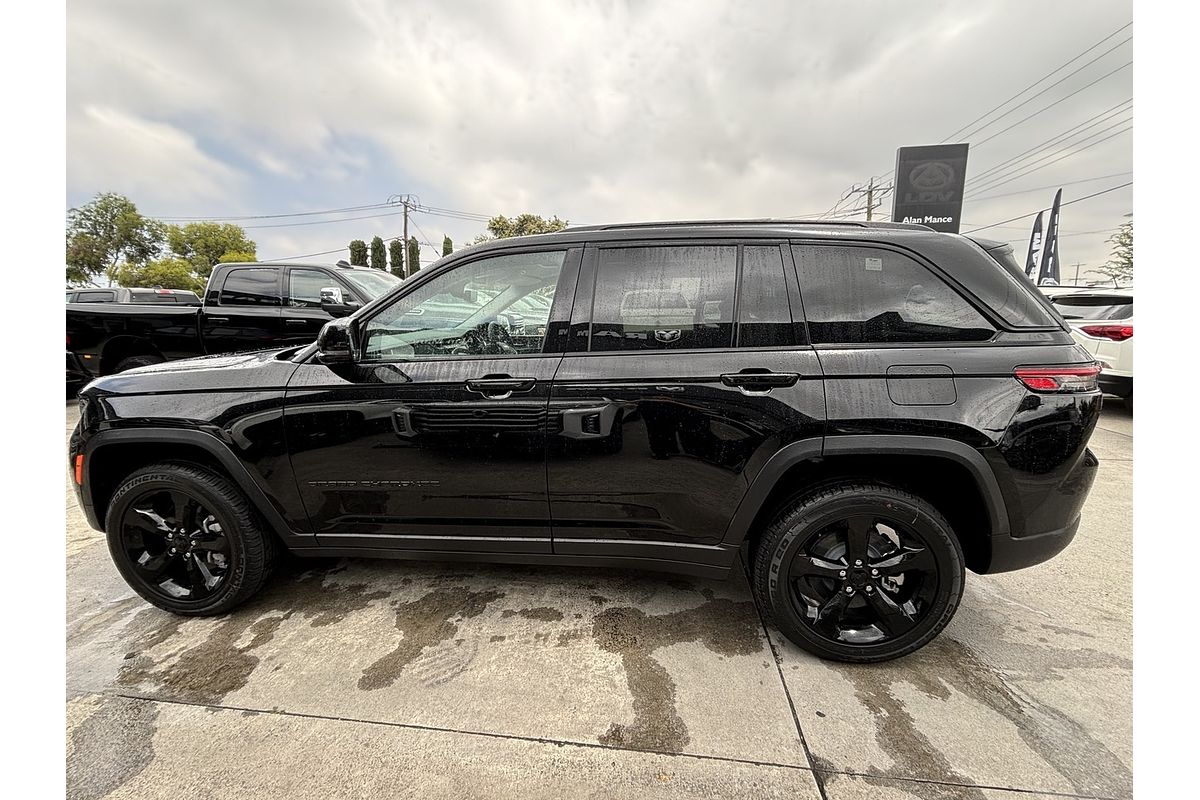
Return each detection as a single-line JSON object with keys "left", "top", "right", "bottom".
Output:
{"left": 320, "top": 286, "right": 345, "bottom": 306}
{"left": 316, "top": 317, "right": 357, "bottom": 365}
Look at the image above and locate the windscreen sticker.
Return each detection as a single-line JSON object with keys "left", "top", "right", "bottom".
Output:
{"left": 865, "top": 257, "right": 883, "bottom": 272}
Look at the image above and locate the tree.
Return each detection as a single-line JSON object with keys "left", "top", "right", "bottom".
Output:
{"left": 407, "top": 237, "right": 421, "bottom": 275}
{"left": 113, "top": 257, "right": 204, "bottom": 292}
{"left": 348, "top": 239, "right": 368, "bottom": 266}
{"left": 1093, "top": 219, "right": 1133, "bottom": 285}
{"left": 389, "top": 238, "right": 405, "bottom": 278}
{"left": 65, "top": 192, "right": 165, "bottom": 284}
{"left": 370, "top": 235, "right": 387, "bottom": 270}
{"left": 442, "top": 235, "right": 453, "bottom": 256}
{"left": 472, "top": 213, "right": 568, "bottom": 244}
{"left": 167, "top": 222, "right": 256, "bottom": 278}
{"left": 218, "top": 251, "right": 257, "bottom": 264}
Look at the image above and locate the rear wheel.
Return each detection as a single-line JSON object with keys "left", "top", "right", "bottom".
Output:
{"left": 113, "top": 354, "right": 165, "bottom": 373}
{"left": 752, "top": 482, "right": 964, "bottom": 662}
{"left": 104, "top": 463, "right": 277, "bottom": 615}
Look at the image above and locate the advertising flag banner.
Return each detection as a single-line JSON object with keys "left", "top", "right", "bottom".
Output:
{"left": 1025, "top": 212, "right": 1044, "bottom": 278}
{"left": 891, "top": 144, "right": 970, "bottom": 233}
{"left": 1037, "top": 189, "right": 1063, "bottom": 285}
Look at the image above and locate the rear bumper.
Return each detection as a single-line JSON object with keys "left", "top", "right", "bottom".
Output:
{"left": 987, "top": 515, "right": 1080, "bottom": 573}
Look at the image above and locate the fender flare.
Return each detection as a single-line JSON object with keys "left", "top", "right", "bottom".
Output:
{"left": 82, "top": 427, "right": 308, "bottom": 545}
{"left": 721, "top": 434, "right": 1010, "bottom": 547}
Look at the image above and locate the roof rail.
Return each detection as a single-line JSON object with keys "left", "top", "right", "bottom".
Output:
{"left": 564, "top": 218, "right": 933, "bottom": 232}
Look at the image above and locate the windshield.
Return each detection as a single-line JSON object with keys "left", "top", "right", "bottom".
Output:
{"left": 340, "top": 269, "right": 402, "bottom": 300}
{"left": 1051, "top": 295, "right": 1133, "bottom": 321}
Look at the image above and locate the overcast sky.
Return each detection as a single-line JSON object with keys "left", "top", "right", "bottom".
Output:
{"left": 66, "top": 0, "right": 1132, "bottom": 279}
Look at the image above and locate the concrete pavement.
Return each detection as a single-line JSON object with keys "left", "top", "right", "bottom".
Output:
{"left": 65, "top": 403, "right": 1133, "bottom": 799}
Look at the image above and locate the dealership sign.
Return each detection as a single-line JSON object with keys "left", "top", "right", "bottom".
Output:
{"left": 891, "top": 143, "right": 969, "bottom": 233}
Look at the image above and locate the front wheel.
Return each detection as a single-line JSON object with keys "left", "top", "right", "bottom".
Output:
{"left": 104, "top": 462, "right": 277, "bottom": 615}
{"left": 752, "top": 482, "right": 965, "bottom": 662}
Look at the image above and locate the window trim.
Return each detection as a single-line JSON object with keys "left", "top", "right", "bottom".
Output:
{"left": 354, "top": 245, "right": 583, "bottom": 364}
{"left": 217, "top": 266, "right": 282, "bottom": 308}
{"left": 790, "top": 239, "right": 1003, "bottom": 347}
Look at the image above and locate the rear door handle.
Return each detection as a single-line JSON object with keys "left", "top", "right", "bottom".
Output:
{"left": 720, "top": 370, "right": 800, "bottom": 394}
{"left": 285, "top": 319, "right": 308, "bottom": 326}
{"left": 207, "top": 316, "right": 230, "bottom": 324}
{"left": 465, "top": 375, "right": 537, "bottom": 399}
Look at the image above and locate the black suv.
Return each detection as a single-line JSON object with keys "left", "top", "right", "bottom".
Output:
{"left": 70, "top": 220, "right": 1101, "bottom": 662}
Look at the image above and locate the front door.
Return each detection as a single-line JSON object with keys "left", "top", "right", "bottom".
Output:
{"left": 547, "top": 242, "right": 826, "bottom": 564}
{"left": 202, "top": 266, "right": 283, "bottom": 354}
{"left": 284, "top": 247, "right": 580, "bottom": 554}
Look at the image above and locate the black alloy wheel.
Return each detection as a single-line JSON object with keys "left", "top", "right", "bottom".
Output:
{"left": 117, "top": 487, "right": 231, "bottom": 603}
{"left": 105, "top": 462, "right": 277, "bottom": 615}
{"left": 753, "top": 482, "right": 964, "bottom": 662}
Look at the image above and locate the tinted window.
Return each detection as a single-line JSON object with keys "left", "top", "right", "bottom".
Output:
{"left": 219, "top": 268, "right": 280, "bottom": 306}
{"left": 1051, "top": 295, "right": 1133, "bottom": 321}
{"left": 591, "top": 246, "right": 736, "bottom": 352}
{"left": 738, "top": 246, "right": 795, "bottom": 348}
{"left": 363, "top": 251, "right": 566, "bottom": 360}
{"left": 793, "top": 245, "right": 995, "bottom": 344}
{"left": 76, "top": 291, "right": 116, "bottom": 303}
{"left": 289, "top": 268, "right": 338, "bottom": 308}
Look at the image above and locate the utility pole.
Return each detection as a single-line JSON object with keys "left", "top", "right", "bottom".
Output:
{"left": 840, "top": 177, "right": 894, "bottom": 221}
{"left": 1071, "top": 262, "right": 1086, "bottom": 285}
{"left": 387, "top": 194, "right": 420, "bottom": 276}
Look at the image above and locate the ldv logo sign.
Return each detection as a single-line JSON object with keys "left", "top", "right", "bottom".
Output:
{"left": 904, "top": 161, "right": 957, "bottom": 203}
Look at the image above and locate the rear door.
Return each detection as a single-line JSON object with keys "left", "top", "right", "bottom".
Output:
{"left": 546, "top": 241, "right": 825, "bottom": 566}
{"left": 202, "top": 266, "right": 284, "bottom": 353}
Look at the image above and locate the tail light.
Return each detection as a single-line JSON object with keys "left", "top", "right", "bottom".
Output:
{"left": 1080, "top": 324, "right": 1133, "bottom": 341}
{"left": 1015, "top": 364, "right": 1101, "bottom": 393}
{"left": 66, "top": 333, "right": 71, "bottom": 348}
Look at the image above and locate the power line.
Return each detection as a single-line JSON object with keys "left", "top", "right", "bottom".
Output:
{"left": 940, "top": 21, "right": 1132, "bottom": 143}
{"left": 242, "top": 209, "right": 406, "bottom": 229}
{"left": 964, "top": 172, "right": 1132, "bottom": 203}
{"left": 151, "top": 202, "right": 394, "bottom": 222}
{"left": 965, "top": 125, "right": 1132, "bottom": 198}
{"left": 963, "top": 181, "right": 1131, "bottom": 234}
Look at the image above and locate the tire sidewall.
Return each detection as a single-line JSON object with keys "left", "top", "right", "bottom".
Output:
{"left": 105, "top": 469, "right": 249, "bottom": 615}
{"left": 765, "top": 488, "right": 964, "bottom": 662}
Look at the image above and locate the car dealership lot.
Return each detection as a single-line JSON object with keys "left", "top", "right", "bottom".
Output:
{"left": 65, "top": 404, "right": 1132, "bottom": 800}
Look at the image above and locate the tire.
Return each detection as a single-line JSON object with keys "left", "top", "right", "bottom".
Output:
{"left": 104, "top": 462, "right": 278, "bottom": 615}
{"left": 113, "top": 354, "right": 165, "bottom": 373}
{"left": 752, "top": 481, "right": 965, "bottom": 663}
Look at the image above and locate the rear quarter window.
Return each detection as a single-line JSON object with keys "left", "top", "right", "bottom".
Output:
{"left": 792, "top": 244, "right": 995, "bottom": 344}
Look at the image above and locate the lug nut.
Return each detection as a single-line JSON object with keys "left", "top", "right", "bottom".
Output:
{"left": 838, "top": 570, "right": 847, "bottom": 578}
{"left": 854, "top": 559, "right": 863, "bottom": 567}
{"left": 844, "top": 586, "right": 854, "bottom": 594}
{"left": 169, "top": 548, "right": 176, "bottom": 554}
{"left": 865, "top": 586, "right": 874, "bottom": 593}
{"left": 871, "top": 569, "right": 879, "bottom": 576}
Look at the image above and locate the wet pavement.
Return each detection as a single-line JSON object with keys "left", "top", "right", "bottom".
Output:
{"left": 66, "top": 404, "right": 1132, "bottom": 799}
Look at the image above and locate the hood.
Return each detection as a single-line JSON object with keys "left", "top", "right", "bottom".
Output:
{"left": 81, "top": 348, "right": 302, "bottom": 396}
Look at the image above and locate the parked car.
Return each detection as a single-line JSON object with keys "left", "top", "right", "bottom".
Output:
{"left": 66, "top": 261, "right": 401, "bottom": 385}
{"left": 69, "top": 220, "right": 1101, "bottom": 662}
{"left": 65, "top": 287, "right": 202, "bottom": 305}
{"left": 1047, "top": 288, "right": 1133, "bottom": 410}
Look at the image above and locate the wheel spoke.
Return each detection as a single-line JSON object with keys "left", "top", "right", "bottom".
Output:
{"left": 865, "top": 588, "right": 920, "bottom": 638}
{"left": 871, "top": 545, "right": 934, "bottom": 577}
{"left": 190, "top": 554, "right": 220, "bottom": 591}
{"left": 792, "top": 555, "right": 845, "bottom": 579}
{"left": 135, "top": 551, "right": 173, "bottom": 581}
{"left": 170, "top": 490, "right": 196, "bottom": 529}
{"left": 814, "top": 590, "right": 853, "bottom": 638}
{"left": 845, "top": 515, "right": 874, "bottom": 563}
{"left": 131, "top": 508, "right": 171, "bottom": 537}
{"left": 191, "top": 536, "right": 228, "bottom": 553}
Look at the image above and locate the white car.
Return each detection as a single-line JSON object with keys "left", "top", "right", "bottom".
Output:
{"left": 1045, "top": 288, "right": 1133, "bottom": 410}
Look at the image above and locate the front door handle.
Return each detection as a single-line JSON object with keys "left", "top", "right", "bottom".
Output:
{"left": 465, "top": 375, "right": 537, "bottom": 399}
{"left": 285, "top": 318, "right": 308, "bottom": 326}
{"left": 720, "top": 369, "right": 800, "bottom": 394}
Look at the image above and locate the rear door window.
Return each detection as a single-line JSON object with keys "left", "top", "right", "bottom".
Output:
{"left": 288, "top": 268, "right": 341, "bottom": 308}
{"left": 737, "top": 245, "right": 797, "bottom": 348}
{"left": 75, "top": 290, "right": 116, "bottom": 303}
{"left": 793, "top": 244, "right": 995, "bottom": 344}
{"left": 219, "top": 268, "right": 281, "bottom": 306}
{"left": 1050, "top": 295, "right": 1133, "bottom": 320}
{"left": 590, "top": 245, "right": 736, "bottom": 351}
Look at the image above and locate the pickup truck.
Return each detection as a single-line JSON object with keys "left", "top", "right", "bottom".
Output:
{"left": 64, "top": 287, "right": 202, "bottom": 305}
{"left": 66, "top": 261, "right": 402, "bottom": 388}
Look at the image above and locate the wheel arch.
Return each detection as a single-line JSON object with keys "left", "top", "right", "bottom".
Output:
{"left": 83, "top": 429, "right": 304, "bottom": 547}
{"left": 724, "top": 436, "right": 1009, "bottom": 573}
